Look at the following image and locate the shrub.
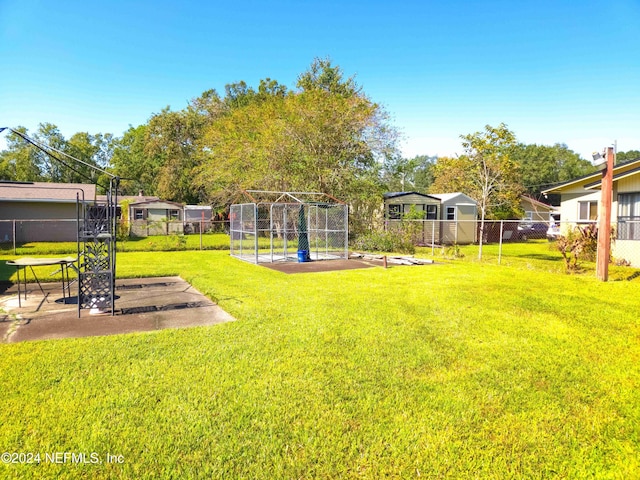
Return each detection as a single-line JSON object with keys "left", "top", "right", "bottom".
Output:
{"left": 352, "top": 230, "right": 415, "bottom": 254}
{"left": 556, "top": 224, "right": 613, "bottom": 272}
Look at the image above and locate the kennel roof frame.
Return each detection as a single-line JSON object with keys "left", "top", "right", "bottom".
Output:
{"left": 242, "top": 190, "right": 346, "bottom": 206}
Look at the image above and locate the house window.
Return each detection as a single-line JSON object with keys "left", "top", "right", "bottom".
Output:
{"left": 446, "top": 206, "right": 456, "bottom": 220}
{"left": 578, "top": 201, "right": 597, "bottom": 221}
{"left": 169, "top": 209, "right": 180, "bottom": 220}
{"left": 134, "top": 209, "right": 144, "bottom": 220}
{"left": 618, "top": 193, "right": 640, "bottom": 240}
{"left": 388, "top": 204, "right": 402, "bottom": 220}
{"left": 523, "top": 211, "right": 533, "bottom": 221}
{"left": 426, "top": 204, "right": 438, "bottom": 220}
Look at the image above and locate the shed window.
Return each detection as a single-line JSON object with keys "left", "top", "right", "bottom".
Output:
{"left": 578, "top": 201, "right": 597, "bottom": 221}
{"left": 446, "top": 206, "right": 456, "bottom": 220}
{"left": 388, "top": 204, "right": 402, "bottom": 220}
{"left": 134, "top": 209, "right": 144, "bottom": 220}
{"left": 169, "top": 209, "right": 180, "bottom": 220}
{"left": 426, "top": 204, "right": 438, "bottom": 220}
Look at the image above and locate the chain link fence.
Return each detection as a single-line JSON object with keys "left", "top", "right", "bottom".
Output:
{"left": 389, "top": 218, "right": 640, "bottom": 268}
{"left": 0, "top": 219, "right": 79, "bottom": 251}
{"left": 0, "top": 218, "right": 231, "bottom": 245}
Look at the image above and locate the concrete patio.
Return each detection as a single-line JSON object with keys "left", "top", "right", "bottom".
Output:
{"left": 0, "top": 276, "right": 234, "bottom": 343}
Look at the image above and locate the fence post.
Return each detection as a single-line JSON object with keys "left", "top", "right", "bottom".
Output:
{"left": 498, "top": 221, "right": 504, "bottom": 265}
{"left": 431, "top": 220, "right": 435, "bottom": 256}
{"left": 200, "top": 211, "right": 204, "bottom": 250}
{"left": 13, "top": 220, "right": 17, "bottom": 255}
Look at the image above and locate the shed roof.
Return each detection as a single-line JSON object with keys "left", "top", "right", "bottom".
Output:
{"left": 0, "top": 181, "right": 96, "bottom": 202}
{"left": 429, "top": 192, "right": 477, "bottom": 205}
{"left": 383, "top": 191, "right": 440, "bottom": 201}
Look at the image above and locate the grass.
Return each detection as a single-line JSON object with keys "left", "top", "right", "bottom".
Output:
{"left": 0, "top": 233, "right": 231, "bottom": 256}
{"left": 417, "top": 239, "right": 640, "bottom": 280}
{"left": 0, "top": 247, "right": 639, "bottom": 478}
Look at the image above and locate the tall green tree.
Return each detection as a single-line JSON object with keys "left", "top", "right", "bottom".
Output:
{"left": 296, "top": 57, "right": 360, "bottom": 97}
{"left": 616, "top": 150, "right": 640, "bottom": 162}
{"left": 110, "top": 125, "right": 157, "bottom": 195}
{"left": 32, "top": 123, "right": 68, "bottom": 182}
{"left": 382, "top": 154, "right": 436, "bottom": 192}
{"left": 431, "top": 123, "right": 522, "bottom": 259}
{"left": 0, "top": 126, "right": 42, "bottom": 181}
{"left": 142, "top": 89, "right": 226, "bottom": 203}
{"left": 510, "top": 143, "right": 593, "bottom": 197}
{"left": 196, "top": 59, "right": 396, "bottom": 232}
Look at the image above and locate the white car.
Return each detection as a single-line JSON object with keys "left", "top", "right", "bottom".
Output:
{"left": 546, "top": 223, "right": 561, "bottom": 241}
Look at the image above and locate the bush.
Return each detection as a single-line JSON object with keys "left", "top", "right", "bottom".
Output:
{"left": 556, "top": 224, "right": 611, "bottom": 272}
{"left": 352, "top": 230, "right": 415, "bottom": 254}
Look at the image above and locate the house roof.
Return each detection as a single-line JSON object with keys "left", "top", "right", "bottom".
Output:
{"left": 521, "top": 195, "right": 556, "bottom": 211}
{"left": 0, "top": 181, "right": 96, "bottom": 203}
{"left": 542, "top": 157, "right": 640, "bottom": 194}
{"left": 184, "top": 205, "right": 212, "bottom": 210}
{"left": 128, "top": 199, "right": 184, "bottom": 208}
{"left": 97, "top": 194, "right": 160, "bottom": 204}
{"left": 383, "top": 191, "right": 440, "bottom": 201}
{"left": 584, "top": 163, "right": 640, "bottom": 190}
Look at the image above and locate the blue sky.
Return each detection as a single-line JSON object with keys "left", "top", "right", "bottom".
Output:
{"left": 1, "top": 0, "right": 639, "bottom": 160}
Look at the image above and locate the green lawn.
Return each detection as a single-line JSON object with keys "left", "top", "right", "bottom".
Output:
{"left": 1, "top": 249, "right": 639, "bottom": 478}
{"left": 0, "top": 233, "right": 231, "bottom": 256}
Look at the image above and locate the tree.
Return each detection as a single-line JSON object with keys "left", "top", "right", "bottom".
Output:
{"left": 510, "top": 143, "right": 593, "bottom": 197}
{"left": 617, "top": 150, "right": 640, "bottom": 163}
{"left": 63, "top": 132, "right": 109, "bottom": 185}
{"left": 0, "top": 126, "right": 43, "bottom": 181}
{"left": 32, "top": 123, "right": 68, "bottom": 182}
{"left": 431, "top": 123, "right": 522, "bottom": 259}
{"left": 142, "top": 90, "right": 226, "bottom": 203}
{"left": 296, "top": 57, "right": 360, "bottom": 97}
{"left": 0, "top": 125, "right": 115, "bottom": 188}
{"left": 382, "top": 154, "right": 436, "bottom": 192}
{"left": 195, "top": 60, "right": 397, "bottom": 233}
{"left": 110, "top": 125, "right": 156, "bottom": 195}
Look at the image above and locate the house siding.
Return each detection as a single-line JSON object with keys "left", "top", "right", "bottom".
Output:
{"left": 128, "top": 201, "right": 184, "bottom": 237}
{"left": 617, "top": 175, "right": 640, "bottom": 193}
{"left": 0, "top": 201, "right": 80, "bottom": 242}
{"left": 558, "top": 191, "right": 600, "bottom": 225}
{"left": 438, "top": 199, "right": 477, "bottom": 244}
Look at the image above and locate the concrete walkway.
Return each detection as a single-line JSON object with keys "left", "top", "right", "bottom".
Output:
{"left": 0, "top": 276, "right": 234, "bottom": 343}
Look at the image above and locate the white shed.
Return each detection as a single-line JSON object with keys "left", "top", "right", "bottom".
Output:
{"left": 429, "top": 192, "right": 478, "bottom": 244}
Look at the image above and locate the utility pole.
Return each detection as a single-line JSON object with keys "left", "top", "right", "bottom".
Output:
{"left": 596, "top": 146, "right": 615, "bottom": 281}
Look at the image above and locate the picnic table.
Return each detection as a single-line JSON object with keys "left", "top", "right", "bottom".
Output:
{"left": 6, "top": 256, "right": 77, "bottom": 307}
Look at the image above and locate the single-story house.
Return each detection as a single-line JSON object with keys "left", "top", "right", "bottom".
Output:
{"left": 521, "top": 196, "right": 558, "bottom": 223}
{"left": 542, "top": 157, "right": 640, "bottom": 266}
{"left": 382, "top": 191, "right": 478, "bottom": 245}
{"left": 129, "top": 199, "right": 185, "bottom": 237}
{"left": 0, "top": 181, "right": 96, "bottom": 242}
